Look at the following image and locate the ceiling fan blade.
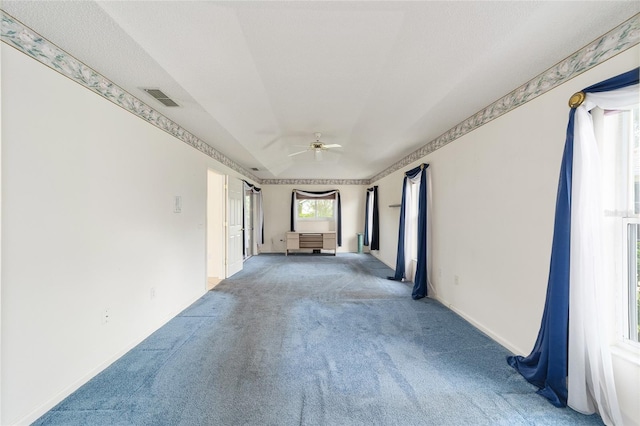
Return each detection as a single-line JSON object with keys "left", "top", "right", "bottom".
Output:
{"left": 323, "top": 144, "right": 342, "bottom": 149}
{"left": 288, "top": 150, "right": 308, "bottom": 157}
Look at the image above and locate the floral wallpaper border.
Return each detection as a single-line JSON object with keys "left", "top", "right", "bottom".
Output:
{"left": 369, "top": 13, "right": 640, "bottom": 183}
{"left": 2, "top": 10, "right": 638, "bottom": 186}
{"left": 0, "top": 11, "right": 259, "bottom": 183}
{"left": 260, "top": 178, "right": 369, "bottom": 186}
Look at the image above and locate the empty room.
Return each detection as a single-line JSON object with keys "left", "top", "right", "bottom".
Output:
{"left": 1, "top": 1, "right": 640, "bottom": 425}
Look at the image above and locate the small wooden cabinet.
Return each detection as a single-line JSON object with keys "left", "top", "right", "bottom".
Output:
{"left": 286, "top": 231, "right": 336, "bottom": 255}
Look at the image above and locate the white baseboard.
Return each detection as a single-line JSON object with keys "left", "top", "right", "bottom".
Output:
{"left": 14, "top": 290, "right": 207, "bottom": 426}
{"left": 367, "top": 253, "right": 524, "bottom": 354}
{"left": 370, "top": 252, "right": 395, "bottom": 270}
{"left": 433, "top": 295, "right": 526, "bottom": 356}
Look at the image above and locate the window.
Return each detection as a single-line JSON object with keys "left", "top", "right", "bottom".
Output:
{"left": 297, "top": 199, "right": 335, "bottom": 220}
{"left": 602, "top": 104, "right": 640, "bottom": 343}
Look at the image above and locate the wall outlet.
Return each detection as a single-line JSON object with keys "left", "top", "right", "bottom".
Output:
{"left": 454, "top": 275, "right": 460, "bottom": 286}
{"left": 102, "top": 309, "right": 110, "bottom": 324}
{"left": 150, "top": 287, "right": 156, "bottom": 300}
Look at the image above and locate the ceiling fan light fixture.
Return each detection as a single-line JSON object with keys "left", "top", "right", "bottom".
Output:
{"left": 288, "top": 132, "right": 341, "bottom": 160}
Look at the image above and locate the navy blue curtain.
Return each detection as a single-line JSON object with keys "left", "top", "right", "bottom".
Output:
{"left": 364, "top": 186, "right": 380, "bottom": 250}
{"left": 371, "top": 186, "right": 379, "bottom": 250}
{"left": 390, "top": 176, "right": 409, "bottom": 281}
{"left": 390, "top": 164, "right": 429, "bottom": 300}
{"left": 507, "top": 67, "right": 639, "bottom": 408}
{"left": 507, "top": 119, "right": 573, "bottom": 407}
{"left": 290, "top": 189, "right": 342, "bottom": 247}
{"left": 290, "top": 191, "right": 296, "bottom": 232}
{"left": 337, "top": 193, "right": 342, "bottom": 247}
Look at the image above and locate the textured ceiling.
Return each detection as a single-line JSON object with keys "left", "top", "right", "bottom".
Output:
{"left": 2, "top": 1, "right": 639, "bottom": 181}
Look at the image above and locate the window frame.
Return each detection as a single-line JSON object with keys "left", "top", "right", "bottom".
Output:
{"left": 622, "top": 218, "right": 640, "bottom": 345}
{"left": 599, "top": 104, "right": 640, "bottom": 348}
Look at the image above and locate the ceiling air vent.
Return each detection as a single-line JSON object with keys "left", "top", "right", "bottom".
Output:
{"left": 143, "top": 88, "right": 180, "bottom": 107}
{"left": 251, "top": 167, "right": 260, "bottom": 171}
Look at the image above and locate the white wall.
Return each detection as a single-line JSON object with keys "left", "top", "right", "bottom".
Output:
{"left": 0, "top": 45, "right": 252, "bottom": 425}
{"left": 261, "top": 184, "right": 365, "bottom": 254}
{"left": 373, "top": 45, "right": 640, "bottom": 424}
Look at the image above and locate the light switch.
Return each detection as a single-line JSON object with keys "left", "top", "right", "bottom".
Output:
{"left": 174, "top": 196, "right": 182, "bottom": 213}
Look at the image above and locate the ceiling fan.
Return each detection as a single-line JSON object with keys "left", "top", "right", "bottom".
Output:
{"left": 288, "top": 132, "right": 342, "bottom": 161}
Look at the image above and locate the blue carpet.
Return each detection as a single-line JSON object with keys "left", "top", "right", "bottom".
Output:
{"left": 33, "top": 253, "right": 602, "bottom": 425}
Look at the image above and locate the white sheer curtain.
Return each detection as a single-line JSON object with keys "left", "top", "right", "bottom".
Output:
{"left": 403, "top": 176, "right": 416, "bottom": 281}
{"left": 255, "top": 190, "right": 264, "bottom": 245}
{"left": 568, "top": 84, "right": 638, "bottom": 425}
{"left": 398, "top": 168, "right": 433, "bottom": 287}
{"left": 366, "top": 190, "right": 374, "bottom": 242}
{"left": 243, "top": 182, "right": 264, "bottom": 247}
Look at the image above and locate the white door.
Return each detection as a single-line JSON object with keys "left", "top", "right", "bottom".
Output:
{"left": 226, "top": 176, "right": 243, "bottom": 277}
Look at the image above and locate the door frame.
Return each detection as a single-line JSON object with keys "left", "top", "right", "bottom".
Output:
{"left": 206, "top": 169, "right": 225, "bottom": 289}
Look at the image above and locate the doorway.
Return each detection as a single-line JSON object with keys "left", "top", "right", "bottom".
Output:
{"left": 225, "top": 176, "right": 244, "bottom": 277}
{"left": 206, "top": 169, "right": 225, "bottom": 290}
{"left": 206, "top": 172, "right": 246, "bottom": 289}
